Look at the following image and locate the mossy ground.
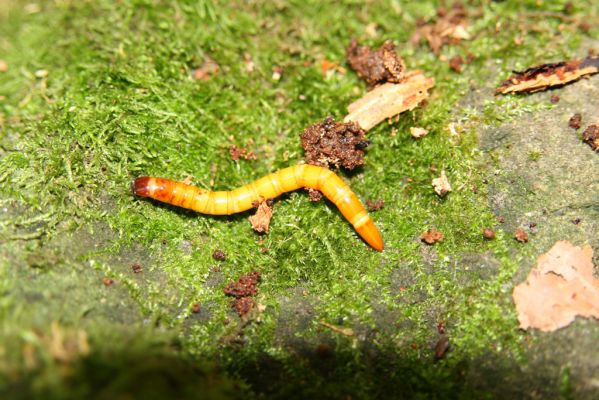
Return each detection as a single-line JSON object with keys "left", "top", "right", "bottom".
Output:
{"left": 1, "top": 1, "right": 598, "bottom": 399}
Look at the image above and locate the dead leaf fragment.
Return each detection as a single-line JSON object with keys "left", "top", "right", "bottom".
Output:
{"left": 249, "top": 199, "right": 273, "bottom": 234}
{"left": 193, "top": 57, "right": 219, "bottom": 81}
{"left": 411, "top": 3, "right": 472, "bottom": 55}
{"left": 496, "top": 56, "right": 599, "bottom": 95}
{"left": 432, "top": 170, "right": 451, "bottom": 197}
{"left": 410, "top": 127, "right": 429, "bottom": 138}
{"left": 514, "top": 228, "right": 529, "bottom": 243}
{"left": 420, "top": 229, "right": 443, "bottom": 245}
{"left": 344, "top": 70, "right": 435, "bottom": 131}
{"left": 347, "top": 39, "right": 406, "bottom": 87}
{"left": 513, "top": 241, "right": 599, "bottom": 332}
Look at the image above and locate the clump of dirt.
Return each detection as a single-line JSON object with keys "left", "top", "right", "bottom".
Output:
{"left": 300, "top": 116, "right": 367, "bottom": 170}
{"left": 131, "top": 263, "right": 143, "bottom": 273}
{"left": 346, "top": 39, "right": 406, "bottom": 87}
{"left": 482, "top": 228, "right": 496, "bottom": 240}
{"left": 229, "top": 145, "right": 257, "bottom": 161}
{"left": 212, "top": 250, "right": 226, "bottom": 261}
{"left": 568, "top": 113, "right": 582, "bottom": 129}
{"left": 449, "top": 55, "right": 463, "bottom": 72}
{"left": 366, "top": 199, "right": 385, "bottom": 211}
{"left": 582, "top": 124, "right": 599, "bottom": 151}
{"left": 224, "top": 271, "right": 261, "bottom": 318}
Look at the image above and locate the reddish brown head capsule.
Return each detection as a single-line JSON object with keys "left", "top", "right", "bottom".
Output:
{"left": 132, "top": 177, "right": 151, "bottom": 197}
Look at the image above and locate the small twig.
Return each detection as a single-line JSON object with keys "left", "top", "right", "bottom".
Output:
{"left": 319, "top": 320, "right": 354, "bottom": 337}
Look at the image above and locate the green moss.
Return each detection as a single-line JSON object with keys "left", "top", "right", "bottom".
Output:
{"left": 1, "top": 0, "right": 598, "bottom": 398}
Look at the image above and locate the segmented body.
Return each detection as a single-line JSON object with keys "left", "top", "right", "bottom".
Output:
{"left": 132, "top": 164, "right": 383, "bottom": 250}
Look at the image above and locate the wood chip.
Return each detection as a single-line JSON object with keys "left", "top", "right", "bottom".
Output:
{"left": 496, "top": 56, "right": 599, "bottom": 95}
{"left": 513, "top": 241, "right": 599, "bottom": 332}
{"left": 344, "top": 70, "right": 435, "bottom": 131}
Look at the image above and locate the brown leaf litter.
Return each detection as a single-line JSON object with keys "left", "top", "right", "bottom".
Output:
{"left": 300, "top": 116, "right": 367, "bottom": 170}
{"left": 249, "top": 199, "right": 273, "bottom": 234}
{"left": 346, "top": 39, "right": 406, "bottom": 87}
{"left": 496, "top": 55, "right": 599, "bottom": 95}
{"left": 410, "top": 3, "right": 472, "bottom": 55}
{"left": 192, "top": 56, "right": 220, "bottom": 81}
{"left": 432, "top": 170, "right": 452, "bottom": 197}
{"left": 420, "top": 229, "right": 444, "bottom": 245}
{"left": 513, "top": 241, "right": 599, "bottom": 332}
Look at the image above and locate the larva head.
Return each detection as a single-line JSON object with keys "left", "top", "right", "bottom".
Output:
{"left": 131, "top": 176, "right": 152, "bottom": 197}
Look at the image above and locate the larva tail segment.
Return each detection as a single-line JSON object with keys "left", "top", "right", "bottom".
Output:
{"left": 355, "top": 219, "right": 384, "bottom": 251}
{"left": 132, "top": 176, "right": 151, "bottom": 197}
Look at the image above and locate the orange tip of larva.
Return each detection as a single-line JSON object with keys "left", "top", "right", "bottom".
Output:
{"left": 356, "top": 220, "right": 384, "bottom": 251}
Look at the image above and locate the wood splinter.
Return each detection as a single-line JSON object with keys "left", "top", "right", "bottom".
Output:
{"left": 344, "top": 70, "right": 435, "bottom": 131}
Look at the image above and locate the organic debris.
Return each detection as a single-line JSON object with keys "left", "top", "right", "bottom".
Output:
{"left": 272, "top": 66, "right": 283, "bottom": 81}
{"left": 434, "top": 334, "right": 450, "bottom": 361}
{"left": 212, "top": 250, "right": 227, "bottom": 261}
{"left": 582, "top": 124, "right": 599, "bottom": 152}
{"left": 513, "top": 241, "right": 599, "bottom": 332}
{"left": 249, "top": 199, "right": 273, "bottom": 234}
{"left": 514, "top": 228, "right": 529, "bottom": 243}
{"left": 102, "top": 277, "right": 114, "bottom": 286}
{"left": 191, "top": 303, "right": 201, "bottom": 314}
{"left": 568, "top": 113, "right": 582, "bottom": 129}
{"left": 482, "top": 228, "right": 496, "bottom": 240}
{"left": 432, "top": 170, "right": 452, "bottom": 197}
{"left": 344, "top": 70, "right": 435, "bottom": 131}
{"left": 410, "top": 3, "right": 472, "bottom": 55}
{"left": 420, "top": 229, "right": 444, "bottom": 245}
{"left": 319, "top": 320, "right": 354, "bottom": 337}
{"left": 131, "top": 263, "right": 143, "bottom": 273}
{"left": 496, "top": 56, "right": 599, "bottom": 95}
{"left": 366, "top": 199, "right": 385, "bottom": 211}
{"left": 224, "top": 271, "right": 261, "bottom": 318}
{"left": 307, "top": 188, "right": 323, "bottom": 202}
{"left": 300, "top": 116, "right": 367, "bottom": 170}
{"left": 0, "top": 60, "right": 7, "bottom": 72}
{"left": 192, "top": 57, "right": 219, "bottom": 81}
{"left": 449, "top": 55, "right": 464, "bottom": 72}
{"left": 346, "top": 39, "right": 406, "bottom": 87}
{"left": 229, "top": 145, "right": 257, "bottom": 161}
{"left": 410, "top": 127, "right": 429, "bottom": 138}
{"left": 549, "top": 94, "right": 560, "bottom": 104}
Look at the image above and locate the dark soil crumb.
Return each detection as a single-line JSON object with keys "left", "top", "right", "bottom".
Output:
{"left": 549, "top": 94, "right": 560, "bottom": 104}
{"left": 229, "top": 145, "right": 257, "bottom": 161}
{"left": 482, "top": 228, "right": 496, "bottom": 240}
{"left": 102, "top": 277, "right": 114, "bottom": 286}
{"left": 346, "top": 39, "right": 406, "bottom": 87}
{"left": 582, "top": 124, "right": 599, "bottom": 151}
{"left": 437, "top": 320, "right": 446, "bottom": 334}
{"left": 420, "top": 229, "right": 444, "bottom": 245}
{"left": 572, "top": 217, "right": 582, "bottom": 225}
{"left": 224, "top": 271, "right": 261, "bottom": 298}
{"left": 232, "top": 297, "right": 255, "bottom": 317}
{"left": 307, "top": 188, "right": 323, "bottom": 202}
{"left": 496, "top": 215, "right": 505, "bottom": 223}
{"left": 366, "top": 199, "right": 385, "bottom": 211}
{"left": 449, "top": 55, "right": 463, "bottom": 72}
{"left": 434, "top": 334, "right": 450, "bottom": 360}
{"left": 224, "top": 271, "right": 261, "bottom": 318}
{"left": 131, "top": 263, "right": 143, "bottom": 273}
{"left": 191, "top": 303, "right": 202, "bottom": 314}
{"left": 316, "top": 344, "right": 332, "bottom": 359}
{"left": 212, "top": 250, "right": 226, "bottom": 261}
{"left": 300, "top": 116, "right": 367, "bottom": 170}
{"left": 569, "top": 113, "right": 582, "bottom": 129}
{"left": 514, "top": 228, "right": 529, "bottom": 243}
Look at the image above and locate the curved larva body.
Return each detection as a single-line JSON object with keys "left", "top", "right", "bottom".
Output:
{"left": 132, "top": 164, "right": 383, "bottom": 251}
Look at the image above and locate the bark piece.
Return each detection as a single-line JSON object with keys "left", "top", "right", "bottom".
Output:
{"left": 344, "top": 70, "right": 435, "bottom": 131}
{"left": 582, "top": 124, "right": 599, "bottom": 152}
{"left": 496, "top": 56, "right": 599, "bottom": 95}
{"left": 513, "top": 241, "right": 599, "bottom": 332}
